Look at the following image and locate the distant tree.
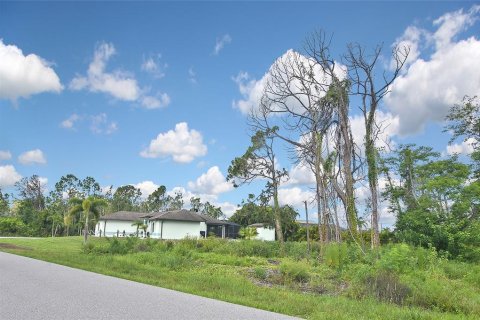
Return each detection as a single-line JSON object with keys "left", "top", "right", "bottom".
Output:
{"left": 190, "top": 197, "right": 203, "bottom": 212}
{"left": 145, "top": 186, "right": 167, "bottom": 212}
{"left": 445, "top": 96, "right": 480, "bottom": 179}
{"left": 68, "top": 197, "right": 107, "bottom": 243}
{"left": 112, "top": 185, "right": 142, "bottom": 212}
{"left": 0, "top": 188, "right": 10, "bottom": 215}
{"left": 15, "top": 175, "right": 46, "bottom": 211}
{"left": 228, "top": 128, "right": 287, "bottom": 247}
{"left": 80, "top": 176, "right": 101, "bottom": 197}
{"left": 165, "top": 191, "right": 183, "bottom": 211}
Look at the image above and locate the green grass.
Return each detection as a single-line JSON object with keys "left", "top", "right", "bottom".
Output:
{"left": 0, "top": 237, "right": 478, "bottom": 320}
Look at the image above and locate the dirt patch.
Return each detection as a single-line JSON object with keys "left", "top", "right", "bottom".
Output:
{"left": 0, "top": 243, "right": 31, "bottom": 250}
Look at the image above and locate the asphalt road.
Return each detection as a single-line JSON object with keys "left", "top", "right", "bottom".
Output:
{"left": 0, "top": 252, "right": 299, "bottom": 320}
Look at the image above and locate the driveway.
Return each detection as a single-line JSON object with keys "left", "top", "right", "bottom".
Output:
{"left": 0, "top": 252, "right": 299, "bottom": 320}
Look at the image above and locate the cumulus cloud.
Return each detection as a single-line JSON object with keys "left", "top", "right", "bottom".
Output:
{"left": 133, "top": 180, "right": 159, "bottom": 198}
{"left": 0, "top": 165, "right": 22, "bottom": 187}
{"left": 0, "top": 150, "right": 12, "bottom": 161}
{"left": 187, "top": 166, "right": 233, "bottom": 195}
{"left": 385, "top": 5, "right": 480, "bottom": 135}
{"left": 90, "top": 113, "right": 118, "bottom": 135}
{"left": 70, "top": 42, "right": 140, "bottom": 101}
{"left": 0, "top": 40, "right": 62, "bottom": 101}
{"left": 232, "top": 50, "right": 347, "bottom": 116}
{"left": 70, "top": 42, "right": 170, "bottom": 109}
{"left": 213, "top": 34, "right": 232, "bottom": 55}
{"left": 350, "top": 111, "right": 400, "bottom": 152}
{"left": 277, "top": 187, "right": 315, "bottom": 207}
{"left": 141, "top": 122, "right": 207, "bottom": 163}
{"left": 60, "top": 113, "right": 81, "bottom": 129}
{"left": 445, "top": 137, "right": 477, "bottom": 155}
{"left": 284, "top": 162, "right": 316, "bottom": 186}
{"left": 18, "top": 149, "right": 47, "bottom": 165}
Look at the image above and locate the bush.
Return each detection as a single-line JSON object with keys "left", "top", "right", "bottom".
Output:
{"left": 253, "top": 266, "right": 267, "bottom": 280}
{"left": 364, "top": 271, "right": 411, "bottom": 305}
{"left": 324, "top": 243, "right": 348, "bottom": 269}
{"left": 0, "top": 217, "right": 26, "bottom": 235}
{"left": 279, "top": 260, "right": 310, "bottom": 283}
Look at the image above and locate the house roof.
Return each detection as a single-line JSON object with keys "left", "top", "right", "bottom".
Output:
{"left": 101, "top": 209, "right": 238, "bottom": 226}
{"left": 99, "top": 211, "right": 147, "bottom": 221}
{"left": 149, "top": 209, "right": 205, "bottom": 222}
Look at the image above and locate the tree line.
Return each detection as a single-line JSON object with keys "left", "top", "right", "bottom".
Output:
{"left": 227, "top": 31, "right": 479, "bottom": 259}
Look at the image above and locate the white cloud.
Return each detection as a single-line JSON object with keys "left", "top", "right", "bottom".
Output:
{"left": 446, "top": 137, "right": 477, "bottom": 155}
{"left": 385, "top": 5, "right": 480, "bottom": 136}
{"left": 141, "top": 93, "right": 170, "bottom": 109}
{"left": 18, "top": 149, "right": 47, "bottom": 165}
{"left": 390, "top": 26, "right": 425, "bottom": 70}
{"left": 39, "top": 177, "right": 48, "bottom": 188}
{"left": 0, "top": 40, "right": 63, "bottom": 101}
{"left": 187, "top": 166, "right": 233, "bottom": 195}
{"left": 432, "top": 5, "right": 480, "bottom": 50}
{"left": 141, "top": 54, "right": 167, "bottom": 79}
{"left": 60, "top": 113, "right": 81, "bottom": 129}
{"left": 133, "top": 180, "right": 159, "bottom": 198}
{"left": 0, "top": 165, "right": 22, "bottom": 187}
{"left": 70, "top": 42, "right": 140, "bottom": 101}
{"left": 350, "top": 111, "right": 400, "bottom": 152}
{"left": 277, "top": 187, "right": 315, "bottom": 207}
{"left": 0, "top": 150, "right": 12, "bottom": 161}
{"left": 216, "top": 201, "right": 238, "bottom": 218}
{"left": 232, "top": 50, "right": 347, "bottom": 116}
{"left": 141, "top": 122, "right": 207, "bottom": 163}
{"left": 213, "top": 34, "right": 232, "bottom": 55}
{"left": 284, "top": 162, "right": 316, "bottom": 186}
{"left": 90, "top": 113, "right": 118, "bottom": 135}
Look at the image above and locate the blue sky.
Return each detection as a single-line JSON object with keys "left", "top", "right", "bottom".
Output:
{"left": 1, "top": 2, "right": 479, "bottom": 225}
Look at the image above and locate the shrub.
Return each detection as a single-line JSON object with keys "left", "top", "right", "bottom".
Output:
{"left": 253, "top": 266, "right": 267, "bottom": 280}
{"left": 324, "top": 243, "right": 348, "bottom": 269}
{"left": 364, "top": 271, "right": 411, "bottom": 305}
{"left": 279, "top": 260, "right": 310, "bottom": 283}
{"left": 377, "top": 244, "right": 416, "bottom": 273}
{"left": 0, "top": 217, "right": 26, "bottom": 235}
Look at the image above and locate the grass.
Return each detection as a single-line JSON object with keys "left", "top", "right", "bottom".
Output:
{"left": 0, "top": 236, "right": 478, "bottom": 319}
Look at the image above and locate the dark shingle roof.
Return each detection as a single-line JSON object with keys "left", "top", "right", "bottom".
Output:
{"left": 100, "top": 211, "right": 147, "bottom": 221}
{"left": 100, "top": 209, "right": 238, "bottom": 226}
{"left": 149, "top": 209, "right": 206, "bottom": 222}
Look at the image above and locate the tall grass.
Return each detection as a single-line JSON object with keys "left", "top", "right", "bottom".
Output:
{"left": 0, "top": 236, "right": 478, "bottom": 319}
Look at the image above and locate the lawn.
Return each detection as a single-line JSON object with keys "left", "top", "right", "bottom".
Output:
{"left": 1, "top": 236, "right": 478, "bottom": 320}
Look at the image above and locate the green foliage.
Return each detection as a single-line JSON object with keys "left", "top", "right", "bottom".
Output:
{"left": 279, "top": 260, "right": 310, "bottom": 283}
{"left": 238, "top": 227, "right": 258, "bottom": 240}
{"left": 324, "top": 243, "right": 348, "bottom": 269}
{"left": 0, "top": 217, "right": 26, "bottom": 235}
{"left": 253, "top": 266, "right": 268, "bottom": 280}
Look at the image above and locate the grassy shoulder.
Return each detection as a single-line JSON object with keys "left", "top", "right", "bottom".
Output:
{"left": 0, "top": 237, "right": 478, "bottom": 320}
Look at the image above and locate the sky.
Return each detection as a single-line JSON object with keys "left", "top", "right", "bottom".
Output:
{"left": 0, "top": 1, "right": 479, "bottom": 226}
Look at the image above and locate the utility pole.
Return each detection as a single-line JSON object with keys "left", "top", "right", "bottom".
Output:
{"left": 304, "top": 200, "right": 310, "bottom": 257}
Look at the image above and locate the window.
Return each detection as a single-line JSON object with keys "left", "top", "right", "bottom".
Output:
{"left": 152, "top": 222, "right": 155, "bottom": 232}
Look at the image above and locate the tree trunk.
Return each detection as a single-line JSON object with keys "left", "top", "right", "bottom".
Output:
{"left": 365, "top": 123, "right": 380, "bottom": 248}
{"left": 84, "top": 213, "right": 88, "bottom": 244}
{"left": 272, "top": 188, "right": 284, "bottom": 248}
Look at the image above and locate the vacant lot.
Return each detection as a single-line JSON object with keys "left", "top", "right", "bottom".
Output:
{"left": 1, "top": 237, "right": 479, "bottom": 319}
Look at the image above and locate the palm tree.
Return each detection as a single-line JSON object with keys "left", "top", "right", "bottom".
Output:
{"left": 68, "top": 196, "right": 107, "bottom": 244}
{"left": 131, "top": 220, "right": 145, "bottom": 237}
{"left": 239, "top": 227, "right": 258, "bottom": 240}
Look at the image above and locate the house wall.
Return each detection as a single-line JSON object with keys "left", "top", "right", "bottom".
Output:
{"left": 254, "top": 226, "right": 276, "bottom": 241}
{"left": 97, "top": 220, "right": 139, "bottom": 237}
{"left": 158, "top": 220, "right": 206, "bottom": 240}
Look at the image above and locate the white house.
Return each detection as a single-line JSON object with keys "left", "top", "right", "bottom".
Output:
{"left": 248, "top": 223, "right": 276, "bottom": 241}
{"left": 96, "top": 209, "right": 240, "bottom": 240}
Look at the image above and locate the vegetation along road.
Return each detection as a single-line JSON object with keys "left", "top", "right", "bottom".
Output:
{"left": 0, "top": 251, "right": 299, "bottom": 320}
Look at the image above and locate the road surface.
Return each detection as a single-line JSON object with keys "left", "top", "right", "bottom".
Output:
{"left": 0, "top": 252, "right": 300, "bottom": 320}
